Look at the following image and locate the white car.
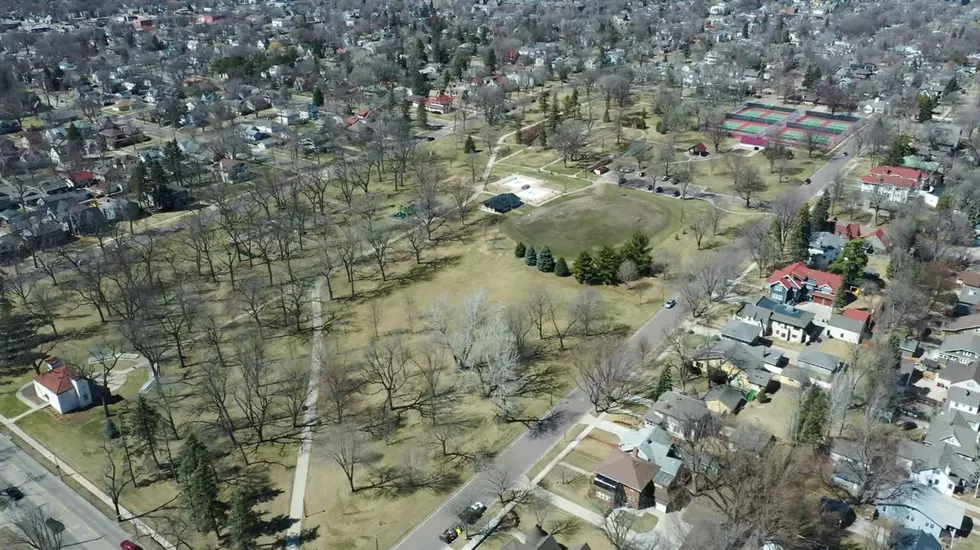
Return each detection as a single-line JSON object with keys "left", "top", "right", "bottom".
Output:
{"left": 664, "top": 299, "right": 676, "bottom": 309}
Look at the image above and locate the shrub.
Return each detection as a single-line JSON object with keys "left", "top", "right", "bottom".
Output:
{"left": 554, "top": 257, "right": 570, "bottom": 277}
{"left": 515, "top": 242, "right": 526, "bottom": 258}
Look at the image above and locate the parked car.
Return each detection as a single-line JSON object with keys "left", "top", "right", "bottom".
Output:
{"left": 672, "top": 190, "right": 681, "bottom": 197}
{"left": 461, "top": 502, "right": 487, "bottom": 524}
{"left": 1, "top": 486, "right": 24, "bottom": 501}
{"left": 439, "top": 524, "right": 464, "bottom": 543}
{"left": 664, "top": 299, "right": 677, "bottom": 309}
{"left": 646, "top": 184, "right": 654, "bottom": 191}
{"left": 899, "top": 408, "right": 923, "bottom": 420}
{"left": 655, "top": 186, "right": 663, "bottom": 193}
{"left": 818, "top": 497, "right": 855, "bottom": 528}
{"left": 120, "top": 542, "right": 144, "bottom": 550}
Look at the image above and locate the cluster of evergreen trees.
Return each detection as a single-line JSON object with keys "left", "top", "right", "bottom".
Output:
{"left": 512, "top": 231, "right": 653, "bottom": 286}
{"left": 791, "top": 386, "right": 828, "bottom": 445}
{"left": 514, "top": 242, "right": 570, "bottom": 277}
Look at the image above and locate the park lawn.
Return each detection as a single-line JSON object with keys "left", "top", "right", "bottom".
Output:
{"left": 684, "top": 148, "right": 825, "bottom": 200}
{"left": 0, "top": 370, "right": 35, "bottom": 419}
{"left": 499, "top": 183, "right": 706, "bottom": 259}
{"left": 526, "top": 423, "right": 588, "bottom": 480}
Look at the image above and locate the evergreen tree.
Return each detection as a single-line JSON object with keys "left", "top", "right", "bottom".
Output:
{"left": 540, "top": 92, "right": 549, "bottom": 115}
{"left": 514, "top": 125, "right": 523, "bottom": 145}
{"left": 536, "top": 246, "right": 556, "bottom": 272}
{"left": 539, "top": 126, "right": 547, "bottom": 147}
{"left": 652, "top": 366, "right": 673, "bottom": 400}
{"left": 148, "top": 159, "right": 167, "bottom": 189}
{"left": 603, "top": 105, "right": 611, "bottom": 123}
{"left": 187, "top": 458, "right": 224, "bottom": 535}
{"left": 163, "top": 139, "right": 184, "bottom": 185}
{"left": 416, "top": 102, "right": 428, "bottom": 129}
{"left": 798, "top": 388, "right": 829, "bottom": 444}
{"left": 104, "top": 418, "right": 120, "bottom": 439}
{"left": 484, "top": 48, "right": 497, "bottom": 73}
{"left": 573, "top": 251, "right": 598, "bottom": 284}
{"left": 884, "top": 135, "right": 914, "bottom": 167}
{"left": 619, "top": 231, "right": 653, "bottom": 275}
{"left": 66, "top": 123, "right": 84, "bottom": 150}
{"left": 554, "top": 257, "right": 570, "bottom": 277}
{"left": 464, "top": 134, "right": 476, "bottom": 153}
{"left": 228, "top": 487, "right": 260, "bottom": 550}
{"left": 830, "top": 239, "right": 869, "bottom": 284}
{"left": 524, "top": 245, "right": 537, "bottom": 266}
{"left": 401, "top": 100, "right": 411, "bottom": 123}
{"left": 917, "top": 95, "right": 937, "bottom": 123}
{"left": 130, "top": 161, "right": 147, "bottom": 205}
{"left": 789, "top": 208, "right": 812, "bottom": 262}
{"left": 514, "top": 242, "right": 526, "bottom": 258}
{"left": 595, "top": 245, "right": 621, "bottom": 284}
{"left": 811, "top": 194, "right": 831, "bottom": 233}
{"left": 548, "top": 96, "right": 560, "bottom": 131}
{"left": 767, "top": 217, "right": 785, "bottom": 255}
{"left": 802, "top": 65, "right": 822, "bottom": 90}
{"left": 177, "top": 432, "right": 207, "bottom": 485}
{"left": 312, "top": 87, "right": 324, "bottom": 107}
{"left": 567, "top": 88, "right": 580, "bottom": 118}
{"left": 833, "top": 289, "right": 848, "bottom": 310}
{"left": 131, "top": 395, "right": 161, "bottom": 468}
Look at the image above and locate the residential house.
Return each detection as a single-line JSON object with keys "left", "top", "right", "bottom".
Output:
{"left": 723, "top": 423, "right": 775, "bottom": 457}
{"left": 863, "top": 228, "right": 892, "bottom": 254}
{"left": 797, "top": 349, "right": 845, "bottom": 377}
{"left": 644, "top": 391, "right": 710, "bottom": 440}
{"left": 32, "top": 358, "right": 95, "bottom": 414}
{"left": 892, "top": 529, "right": 942, "bottom": 550}
{"left": 944, "top": 313, "right": 980, "bottom": 335}
{"left": 936, "top": 334, "right": 980, "bottom": 364}
{"left": 825, "top": 309, "right": 871, "bottom": 343}
{"left": 697, "top": 339, "right": 781, "bottom": 394}
{"left": 898, "top": 440, "right": 973, "bottom": 497}
{"left": 617, "top": 424, "right": 687, "bottom": 512}
{"left": 275, "top": 109, "right": 303, "bottom": 126}
{"left": 590, "top": 451, "right": 658, "bottom": 510}
{"left": 876, "top": 486, "right": 965, "bottom": 540}
{"left": 735, "top": 296, "right": 816, "bottom": 343}
{"left": 924, "top": 409, "right": 980, "bottom": 454}
{"left": 935, "top": 361, "right": 980, "bottom": 416}
{"left": 501, "top": 525, "right": 565, "bottom": 550}
{"left": 833, "top": 221, "right": 861, "bottom": 241}
{"left": 860, "top": 97, "right": 889, "bottom": 115}
{"left": 808, "top": 231, "right": 846, "bottom": 268}
{"left": 217, "top": 158, "right": 251, "bottom": 183}
{"left": 422, "top": 94, "right": 454, "bottom": 115}
{"left": 957, "top": 271, "right": 980, "bottom": 288}
{"left": 705, "top": 386, "right": 745, "bottom": 415}
{"left": 766, "top": 261, "right": 843, "bottom": 306}
{"left": 956, "top": 285, "right": 980, "bottom": 315}
{"left": 718, "top": 318, "right": 762, "bottom": 345}
{"left": 860, "top": 166, "right": 930, "bottom": 205}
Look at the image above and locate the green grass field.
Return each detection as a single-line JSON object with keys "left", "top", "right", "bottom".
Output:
{"left": 500, "top": 185, "right": 703, "bottom": 259}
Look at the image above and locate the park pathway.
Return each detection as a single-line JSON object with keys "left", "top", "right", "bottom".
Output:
{"left": 284, "top": 278, "right": 326, "bottom": 549}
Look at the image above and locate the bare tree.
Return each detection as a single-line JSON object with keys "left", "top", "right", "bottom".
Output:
{"left": 5, "top": 504, "right": 65, "bottom": 550}
{"left": 482, "top": 465, "right": 533, "bottom": 508}
{"left": 102, "top": 436, "right": 134, "bottom": 522}
{"left": 689, "top": 209, "right": 713, "bottom": 249}
{"left": 726, "top": 156, "right": 766, "bottom": 207}
{"left": 322, "top": 425, "right": 369, "bottom": 493}
{"left": 447, "top": 181, "right": 472, "bottom": 226}
{"left": 552, "top": 120, "right": 589, "bottom": 166}
{"left": 821, "top": 424, "right": 911, "bottom": 506}
{"left": 573, "top": 339, "right": 641, "bottom": 413}
{"left": 864, "top": 185, "right": 893, "bottom": 226}
{"left": 570, "top": 289, "right": 604, "bottom": 337}
{"left": 233, "top": 331, "right": 276, "bottom": 443}
{"left": 366, "top": 226, "right": 395, "bottom": 281}
{"left": 617, "top": 260, "right": 639, "bottom": 289}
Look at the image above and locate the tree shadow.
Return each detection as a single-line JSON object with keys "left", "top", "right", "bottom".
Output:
{"left": 272, "top": 526, "right": 319, "bottom": 549}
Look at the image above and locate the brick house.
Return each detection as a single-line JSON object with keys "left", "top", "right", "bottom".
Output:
{"left": 591, "top": 451, "right": 659, "bottom": 510}
{"left": 767, "top": 261, "right": 843, "bottom": 306}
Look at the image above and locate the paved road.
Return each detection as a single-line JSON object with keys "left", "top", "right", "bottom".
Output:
{"left": 0, "top": 434, "right": 134, "bottom": 550}
{"left": 392, "top": 138, "right": 859, "bottom": 550}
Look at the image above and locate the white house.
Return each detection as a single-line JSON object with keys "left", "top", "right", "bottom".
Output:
{"left": 275, "top": 109, "right": 302, "bottom": 126}
{"left": 860, "top": 97, "right": 889, "bottom": 115}
{"left": 898, "top": 441, "right": 973, "bottom": 497}
{"left": 825, "top": 309, "right": 871, "bottom": 344}
{"left": 860, "top": 166, "right": 930, "bottom": 205}
{"left": 876, "top": 486, "right": 965, "bottom": 540}
{"left": 32, "top": 363, "right": 94, "bottom": 414}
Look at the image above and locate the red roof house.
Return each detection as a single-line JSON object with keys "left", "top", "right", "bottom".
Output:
{"left": 32, "top": 360, "right": 95, "bottom": 414}
{"left": 861, "top": 166, "right": 928, "bottom": 189}
{"left": 834, "top": 222, "right": 861, "bottom": 240}
{"left": 689, "top": 142, "right": 709, "bottom": 155}
{"left": 767, "top": 261, "right": 843, "bottom": 306}
{"left": 422, "top": 94, "right": 454, "bottom": 114}
{"left": 863, "top": 228, "right": 891, "bottom": 253}
{"left": 842, "top": 308, "right": 872, "bottom": 324}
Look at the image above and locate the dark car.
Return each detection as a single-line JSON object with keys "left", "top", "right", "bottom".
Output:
{"left": 672, "top": 190, "right": 681, "bottom": 197}
{"left": 460, "top": 502, "right": 487, "bottom": 524}
{"left": 439, "top": 524, "right": 464, "bottom": 543}
{"left": 646, "top": 184, "right": 654, "bottom": 191}
{"left": 1, "top": 486, "right": 24, "bottom": 501}
{"left": 900, "top": 408, "right": 923, "bottom": 420}
{"left": 655, "top": 186, "right": 663, "bottom": 193}
{"left": 804, "top": 178, "right": 812, "bottom": 185}
{"left": 120, "top": 542, "right": 144, "bottom": 550}
{"left": 818, "top": 497, "right": 855, "bottom": 528}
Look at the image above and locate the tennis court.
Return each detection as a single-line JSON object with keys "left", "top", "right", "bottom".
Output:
{"left": 794, "top": 115, "right": 857, "bottom": 136}
{"left": 720, "top": 102, "right": 862, "bottom": 151}
{"left": 731, "top": 106, "right": 792, "bottom": 125}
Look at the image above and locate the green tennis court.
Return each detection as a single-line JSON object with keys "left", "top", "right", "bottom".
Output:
{"left": 723, "top": 120, "right": 743, "bottom": 130}
{"left": 742, "top": 124, "right": 767, "bottom": 134}
{"left": 798, "top": 117, "right": 825, "bottom": 128}
{"left": 739, "top": 109, "right": 765, "bottom": 118}
{"left": 827, "top": 122, "right": 851, "bottom": 132}
{"left": 781, "top": 130, "right": 805, "bottom": 141}
{"left": 763, "top": 113, "right": 788, "bottom": 123}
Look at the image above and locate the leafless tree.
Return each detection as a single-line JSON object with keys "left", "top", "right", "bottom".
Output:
{"left": 573, "top": 338, "right": 641, "bottom": 413}
{"left": 726, "top": 156, "right": 766, "bottom": 207}
{"left": 335, "top": 225, "right": 363, "bottom": 297}
{"left": 322, "top": 425, "right": 369, "bottom": 493}
{"left": 864, "top": 185, "right": 893, "bottom": 226}
{"left": 198, "top": 361, "right": 247, "bottom": 463}
{"left": 447, "top": 181, "right": 472, "bottom": 226}
{"left": 276, "top": 360, "right": 314, "bottom": 429}
{"left": 413, "top": 161, "right": 446, "bottom": 239}
{"left": 482, "top": 465, "right": 533, "bottom": 508}
{"left": 404, "top": 221, "right": 429, "bottom": 264}
{"left": 820, "top": 424, "right": 911, "bottom": 506}
{"left": 570, "top": 289, "right": 605, "bottom": 337}
{"left": 27, "top": 284, "right": 60, "bottom": 337}
{"left": 660, "top": 133, "right": 678, "bottom": 179}
{"left": 689, "top": 209, "right": 713, "bottom": 249}
{"left": 552, "top": 120, "right": 589, "bottom": 166}
{"left": 366, "top": 226, "right": 395, "bottom": 281}
{"left": 617, "top": 260, "right": 639, "bottom": 289}
{"left": 102, "top": 436, "right": 134, "bottom": 522}
{"left": 233, "top": 330, "right": 276, "bottom": 443}
{"left": 5, "top": 504, "right": 66, "bottom": 550}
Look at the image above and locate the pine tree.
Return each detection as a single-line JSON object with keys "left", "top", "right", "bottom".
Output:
{"left": 485, "top": 48, "right": 497, "bottom": 74}
{"left": 595, "top": 245, "right": 621, "bottom": 284}
{"left": 573, "top": 251, "right": 597, "bottom": 284}
{"left": 177, "top": 432, "right": 207, "bottom": 485}
{"left": 811, "top": 194, "right": 831, "bottom": 234}
{"left": 131, "top": 395, "right": 161, "bottom": 468}
{"left": 228, "top": 487, "right": 260, "bottom": 550}
{"left": 767, "top": 218, "right": 785, "bottom": 256}
{"left": 652, "top": 367, "right": 673, "bottom": 400}
{"left": 524, "top": 245, "right": 537, "bottom": 266}
{"left": 464, "top": 134, "right": 476, "bottom": 153}
{"left": 514, "top": 242, "right": 526, "bottom": 258}
{"left": 536, "top": 246, "right": 556, "bottom": 272}
{"left": 830, "top": 239, "right": 869, "bottom": 284}
{"left": 799, "top": 388, "right": 828, "bottom": 444}
{"left": 130, "top": 161, "right": 147, "bottom": 205}
{"left": 514, "top": 125, "right": 523, "bottom": 145}
{"left": 619, "top": 231, "right": 653, "bottom": 275}
{"left": 554, "top": 257, "right": 570, "bottom": 277}
{"left": 539, "top": 126, "right": 547, "bottom": 147}
{"left": 312, "top": 87, "right": 324, "bottom": 107}
{"left": 567, "top": 88, "right": 580, "bottom": 118}
{"left": 789, "top": 208, "right": 812, "bottom": 262}
{"left": 401, "top": 100, "right": 411, "bottom": 123}
{"left": 548, "top": 96, "right": 560, "bottom": 131}
{"left": 416, "top": 102, "right": 428, "bottom": 129}
{"left": 187, "top": 458, "right": 224, "bottom": 535}
{"left": 540, "top": 92, "right": 549, "bottom": 115}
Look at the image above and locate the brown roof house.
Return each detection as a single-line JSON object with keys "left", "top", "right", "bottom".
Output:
{"left": 591, "top": 450, "right": 659, "bottom": 510}
{"left": 502, "top": 525, "right": 566, "bottom": 550}
{"left": 31, "top": 357, "right": 95, "bottom": 414}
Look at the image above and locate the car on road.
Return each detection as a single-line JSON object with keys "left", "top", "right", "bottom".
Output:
{"left": 672, "top": 190, "right": 681, "bottom": 197}
{"left": 655, "top": 186, "right": 663, "bottom": 193}
{"left": 439, "top": 524, "right": 464, "bottom": 543}
{"left": 120, "top": 542, "right": 144, "bottom": 550}
{"left": 1, "top": 486, "right": 24, "bottom": 502}
{"left": 804, "top": 178, "right": 812, "bottom": 185}
{"left": 664, "top": 299, "right": 677, "bottom": 309}
{"left": 460, "top": 502, "right": 487, "bottom": 524}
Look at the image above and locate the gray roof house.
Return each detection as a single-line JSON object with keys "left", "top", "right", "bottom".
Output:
{"left": 719, "top": 319, "right": 762, "bottom": 345}
{"left": 502, "top": 525, "right": 563, "bottom": 550}
{"left": 876, "top": 485, "right": 966, "bottom": 540}
{"left": 892, "top": 529, "right": 942, "bottom": 550}
{"left": 644, "top": 391, "right": 710, "bottom": 440}
{"left": 797, "top": 350, "right": 845, "bottom": 376}
{"left": 944, "top": 313, "right": 980, "bottom": 335}
{"left": 736, "top": 297, "right": 816, "bottom": 344}
{"left": 618, "top": 424, "right": 685, "bottom": 489}
{"left": 924, "top": 409, "right": 979, "bottom": 454}
{"left": 826, "top": 314, "right": 868, "bottom": 342}
{"left": 705, "top": 386, "right": 745, "bottom": 414}
{"left": 898, "top": 440, "right": 974, "bottom": 496}
{"left": 937, "top": 334, "right": 980, "bottom": 364}
{"left": 956, "top": 285, "right": 980, "bottom": 315}
{"left": 808, "top": 231, "right": 846, "bottom": 268}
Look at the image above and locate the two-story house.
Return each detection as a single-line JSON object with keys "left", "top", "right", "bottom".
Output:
{"left": 735, "top": 296, "right": 817, "bottom": 344}
{"left": 643, "top": 392, "right": 710, "bottom": 441}
{"left": 876, "top": 486, "right": 965, "bottom": 541}
{"left": 898, "top": 440, "right": 973, "bottom": 496}
{"left": 617, "top": 424, "right": 688, "bottom": 512}
{"left": 591, "top": 451, "right": 659, "bottom": 510}
{"left": 766, "top": 261, "right": 842, "bottom": 306}
{"left": 696, "top": 339, "right": 781, "bottom": 395}
{"left": 808, "top": 231, "right": 846, "bottom": 269}
{"left": 936, "top": 335, "right": 980, "bottom": 365}
{"left": 860, "top": 166, "right": 930, "bottom": 205}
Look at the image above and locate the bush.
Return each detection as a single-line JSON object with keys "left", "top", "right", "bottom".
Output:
{"left": 104, "top": 419, "right": 120, "bottom": 439}
{"left": 515, "top": 242, "right": 526, "bottom": 258}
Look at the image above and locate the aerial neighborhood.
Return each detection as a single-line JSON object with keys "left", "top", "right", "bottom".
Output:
{"left": 2, "top": 0, "right": 980, "bottom": 550}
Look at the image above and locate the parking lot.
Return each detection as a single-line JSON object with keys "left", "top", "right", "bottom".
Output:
{"left": 619, "top": 173, "right": 708, "bottom": 198}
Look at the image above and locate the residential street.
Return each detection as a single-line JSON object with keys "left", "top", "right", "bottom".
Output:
{"left": 0, "top": 434, "right": 134, "bottom": 550}
{"left": 392, "top": 138, "right": 858, "bottom": 550}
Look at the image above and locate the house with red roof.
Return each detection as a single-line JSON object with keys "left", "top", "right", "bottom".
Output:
{"left": 826, "top": 309, "right": 872, "bottom": 343}
{"left": 863, "top": 228, "right": 891, "bottom": 254}
{"left": 860, "top": 166, "right": 930, "bottom": 204}
{"left": 422, "top": 94, "right": 453, "bottom": 115}
{"left": 767, "top": 261, "right": 843, "bottom": 306}
{"left": 32, "top": 358, "right": 95, "bottom": 414}
{"left": 688, "top": 142, "right": 709, "bottom": 156}
{"left": 833, "top": 221, "right": 861, "bottom": 240}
